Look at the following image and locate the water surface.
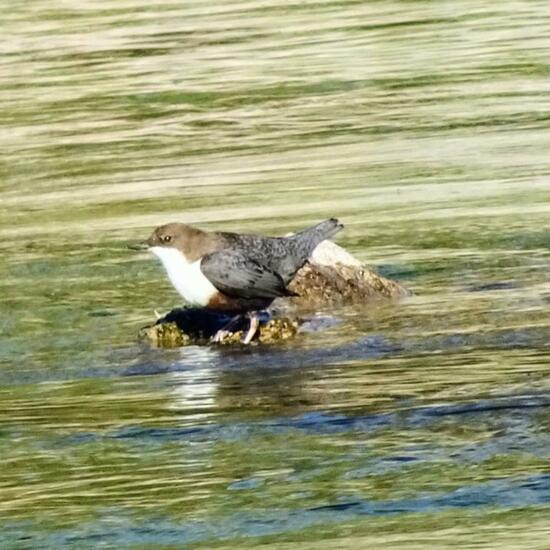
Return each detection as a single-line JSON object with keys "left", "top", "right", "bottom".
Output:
{"left": 1, "top": 0, "right": 550, "bottom": 548}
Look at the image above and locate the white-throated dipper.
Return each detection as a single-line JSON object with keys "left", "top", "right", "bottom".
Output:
{"left": 141, "top": 218, "right": 343, "bottom": 343}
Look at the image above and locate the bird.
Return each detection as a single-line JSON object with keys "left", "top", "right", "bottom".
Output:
{"left": 143, "top": 218, "right": 344, "bottom": 343}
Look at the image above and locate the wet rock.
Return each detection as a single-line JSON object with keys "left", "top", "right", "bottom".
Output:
{"left": 258, "top": 318, "right": 299, "bottom": 343}
{"left": 139, "top": 321, "right": 192, "bottom": 348}
{"left": 140, "top": 240, "right": 409, "bottom": 347}
{"left": 139, "top": 308, "right": 299, "bottom": 347}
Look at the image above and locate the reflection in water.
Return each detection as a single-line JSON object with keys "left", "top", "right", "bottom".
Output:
{"left": 1, "top": 0, "right": 550, "bottom": 547}
{"left": 166, "top": 347, "right": 223, "bottom": 416}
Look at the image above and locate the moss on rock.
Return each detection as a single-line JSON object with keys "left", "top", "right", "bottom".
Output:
{"left": 139, "top": 321, "right": 192, "bottom": 348}
{"left": 139, "top": 308, "right": 300, "bottom": 347}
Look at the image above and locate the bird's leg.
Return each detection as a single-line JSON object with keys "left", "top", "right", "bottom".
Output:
{"left": 212, "top": 314, "right": 243, "bottom": 343}
{"left": 242, "top": 312, "right": 260, "bottom": 345}
{"left": 212, "top": 311, "right": 267, "bottom": 344}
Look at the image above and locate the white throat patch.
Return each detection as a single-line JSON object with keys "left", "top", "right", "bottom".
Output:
{"left": 150, "top": 246, "right": 218, "bottom": 306}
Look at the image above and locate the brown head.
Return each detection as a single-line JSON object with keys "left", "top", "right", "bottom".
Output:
{"left": 146, "top": 223, "right": 220, "bottom": 262}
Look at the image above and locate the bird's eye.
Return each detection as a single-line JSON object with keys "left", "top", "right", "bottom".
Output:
{"left": 162, "top": 235, "right": 172, "bottom": 243}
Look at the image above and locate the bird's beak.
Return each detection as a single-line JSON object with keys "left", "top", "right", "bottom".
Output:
{"left": 127, "top": 241, "right": 149, "bottom": 251}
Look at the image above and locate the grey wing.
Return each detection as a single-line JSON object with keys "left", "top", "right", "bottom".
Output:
{"left": 200, "top": 250, "right": 294, "bottom": 299}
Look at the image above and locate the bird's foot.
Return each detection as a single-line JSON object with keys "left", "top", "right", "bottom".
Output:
{"left": 242, "top": 313, "right": 260, "bottom": 345}
{"left": 211, "top": 314, "right": 243, "bottom": 344}
{"left": 211, "top": 311, "right": 270, "bottom": 345}
{"left": 212, "top": 329, "right": 233, "bottom": 343}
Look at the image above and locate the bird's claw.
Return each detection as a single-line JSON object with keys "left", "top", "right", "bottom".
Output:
{"left": 212, "top": 329, "right": 232, "bottom": 343}
{"left": 211, "top": 313, "right": 261, "bottom": 345}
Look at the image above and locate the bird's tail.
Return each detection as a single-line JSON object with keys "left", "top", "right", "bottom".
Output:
{"left": 290, "top": 218, "right": 344, "bottom": 255}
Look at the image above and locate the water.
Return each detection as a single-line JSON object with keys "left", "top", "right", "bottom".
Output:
{"left": 1, "top": 0, "right": 550, "bottom": 547}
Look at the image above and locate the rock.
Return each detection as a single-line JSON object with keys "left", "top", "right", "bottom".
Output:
{"left": 139, "top": 321, "right": 192, "bottom": 348}
{"left": 287, "top": 240, "right": 410, "bottom": 306}
{"left": 258, "top": 318, "right": 299, "bottom": 343}
{"left": 139, "top": 240, "right": 409, "bottom": 347}
{"left": 288, "top": 261, "right": 409, "bottom": 307}
{"left": 139, "top": 308, "right": 299, "bottom": 347}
